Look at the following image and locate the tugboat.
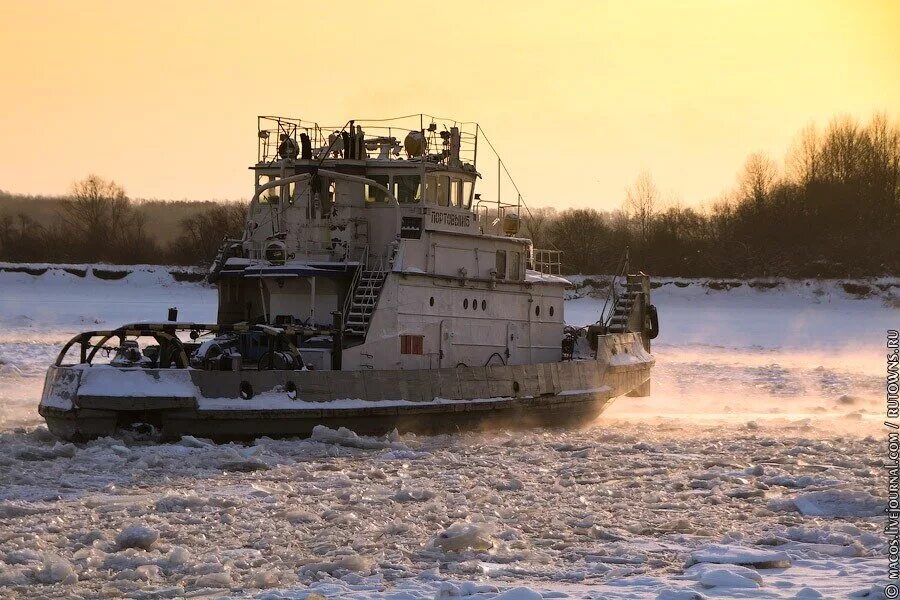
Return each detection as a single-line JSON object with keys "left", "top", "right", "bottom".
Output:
{"left": 39, "top": 115, "right": 657, "bottom": 441}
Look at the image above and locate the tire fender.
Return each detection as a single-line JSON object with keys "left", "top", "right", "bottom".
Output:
{"left": 647, "top": 304, "right": 660, "bottom": 340}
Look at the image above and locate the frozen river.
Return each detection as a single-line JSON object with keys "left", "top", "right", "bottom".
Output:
{"left": 0, "top": 267, "right": 894, "bottom": 598}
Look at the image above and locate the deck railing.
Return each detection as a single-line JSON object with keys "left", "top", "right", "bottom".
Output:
{"left": 529, "top": 249, "right": 563, "bottom": 276}
{"left": 257, "top": 115, "right": 478, "bottom": 168}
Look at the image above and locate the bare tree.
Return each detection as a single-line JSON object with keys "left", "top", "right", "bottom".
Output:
{"left": 520, "top": 206, "right": 556, "bottom": 249}
{"left": 0, "top": 213, "right": 13, "bottom": 258}
{"left": 738, "top": 152, "right": 779, "bottom": 206}
{"left": 786, "top": 124, "right": 819, "bottom": 185}
{"left": 174, "top": 203, "right": 247, "bottom": 265}
{"left": 58, "top": 175, "right": 147, "bottom": 261}
{"left": 545, "top": 208, "right": 613, "bottom": 274}
{"left": 819, "top": 115, "right": 864, "bottom": 184}
{"left": 863, "top": 114, "right": 900, "bottom": 190}
{"left": 624, "top": 171, "right": 658, "bottom": 263}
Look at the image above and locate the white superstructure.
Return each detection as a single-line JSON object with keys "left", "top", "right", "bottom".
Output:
{"left": 211, "top": 115, "right": 567, "bottom": 371}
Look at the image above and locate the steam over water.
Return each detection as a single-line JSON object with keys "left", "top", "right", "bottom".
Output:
{"left": 0, "top": 270, "right": 893, "bottom": 597}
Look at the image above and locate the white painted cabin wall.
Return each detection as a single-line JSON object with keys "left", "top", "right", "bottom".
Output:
{"left": 395, "top": 233, "right": 528, "bottom": 281}
{"left": 342, "top": 274, "right": 565, "bottom": 371}
{"left": 265, "top": 278, "right": 340, "bottom": 327}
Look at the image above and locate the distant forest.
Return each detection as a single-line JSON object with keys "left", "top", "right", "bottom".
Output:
{"left": 1, "top": 113, "right": 897, "bottom": 276}
{"left": 523, "top": 113, "right": 899, "bottom": 278}
{"left": 0, "top": 181, "right": 246, "bottom": 266}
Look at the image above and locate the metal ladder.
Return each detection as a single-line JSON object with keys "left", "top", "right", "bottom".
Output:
{"left": 607, "top": 280, "right": 642, "bottom": 333}
{"left": 345, "top": 253, "right": 390, "bottom": 337}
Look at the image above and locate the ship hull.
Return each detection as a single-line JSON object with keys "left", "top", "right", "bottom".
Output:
{"left": 39, "top": 392, "right": 618, "bottom": 441}
{"left": 39, "top": 333, "right": 652, "bottom": 441}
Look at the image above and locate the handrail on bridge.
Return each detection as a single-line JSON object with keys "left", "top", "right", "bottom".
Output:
{"left": 530, "top": 249, "right": 563, "bottom": 276}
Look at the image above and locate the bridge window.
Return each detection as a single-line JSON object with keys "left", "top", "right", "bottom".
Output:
{"left": 495, "top": 251, "right": 507, "bottom": 279}
{"left": 450, "top": 179, "right": 461, "bottom": 207}
{"left": 257, "top": 174, "right": 280, "bottom": 204}
{"left": 462, "top": 180, "right": 474, "bottom": 209}
{"left": 436, "top": 176, "right": 450, "bottom": 206}
{"left": 394, "top": 175, "right": 421, "bottom": 203}
{"left": 425, "top": 174, "right": 450, "bottom": 206}
{"left": 365, "top": 175, "right": 391, "bottom": 203}
{"left": 284, "top": 181, "right": 296, "bottom": 204}
{"left": 323, "top": 180, "right": 336, "bottom": 216}
{"left": 400, "top": 335, "right": 424, "bottom": 355}
{"left": 508, "top": 251, "right": 521, "bottom": 280}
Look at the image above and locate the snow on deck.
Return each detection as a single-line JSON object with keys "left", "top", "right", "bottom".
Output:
{"left": 78, "top": 367, "right": 197, "bottom": 398}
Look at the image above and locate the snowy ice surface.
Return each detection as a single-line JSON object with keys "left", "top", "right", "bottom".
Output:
{"left": 0, "top": 268, "right": 894, "bottom": 598}
{"left": 0, "top": 266, "right": 216, "bottom": 338}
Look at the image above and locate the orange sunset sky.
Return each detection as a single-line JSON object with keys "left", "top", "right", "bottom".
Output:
{"left": 1, "top": 0, "right": 898, "bottom": 211}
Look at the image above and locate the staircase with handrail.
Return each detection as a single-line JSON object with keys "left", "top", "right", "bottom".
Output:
{"left": 607, "top": 278, "right": 642, "bottom": 333}
{"left": 344, "top": 248, "right": 394, "bottom": 338}
{"left": 601, "top": 248, "right": 651, "bottom": 342}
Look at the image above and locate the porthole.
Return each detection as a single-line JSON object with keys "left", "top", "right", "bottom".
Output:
{"left": 549, "top": 306, "right": 554, "bottom": 317}
{"left": 464, "top": 298, "right": 469, "bottom": 309}
{"left": 535, "top": 305, "right": 541, "bottom": 317}
{"left": 481, "top": 300, "right": 486, "bottom": 310}
{"left": 240, "top": 381, "right": 254, "bottom": 400}
{"left": 429, "top": 296, "right": 435, "bottom": 307}
{"left": 472, "top": 298, "right": 477, "bottom": 311}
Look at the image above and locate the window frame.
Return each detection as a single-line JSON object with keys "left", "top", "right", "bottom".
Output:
{"left": 508, "top": 250, "right": 521, "bottom": 281}
{"left": 495, "top": 250, "right": 507, "bottom": 279}
{"left": 257, "top": 174, "right": 280, "bottom": 204}
{"left": 462, "top": 180, "right": 474, "bottom": 209}
{"left": 365, "top": 174, "right": 391, "bottom": 203}
{"left": 392, "top": 174, "right": 422, "bottom": 204}
{"left": 400, "top": 334, "right": 424, "bottom": 355}
{"left": 435, "top": 175, "right": 450, "bottom": 207}
{"left": 450, "top": 178, "right": 461, "bottom": 208}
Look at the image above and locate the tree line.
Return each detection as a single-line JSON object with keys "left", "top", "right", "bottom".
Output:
{"left": 523, "top": 113, "right": 899, "bottom": 277}
{"left": 1, "top": 113, "right": 897, "bottom": 275}
{"left": 0, "top": 177, "right": 246, "bottom": 265}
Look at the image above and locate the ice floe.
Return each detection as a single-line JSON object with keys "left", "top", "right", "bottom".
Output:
{"left": 686, "top": 544, "right": 792, "bottom": 569}
{"left": 0, "top": 272, "right": 892, "bottom": 598}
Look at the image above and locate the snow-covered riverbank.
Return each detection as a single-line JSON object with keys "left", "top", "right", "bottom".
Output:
{"left": 0, "top": 267, "right": 893, "bottom": 598}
